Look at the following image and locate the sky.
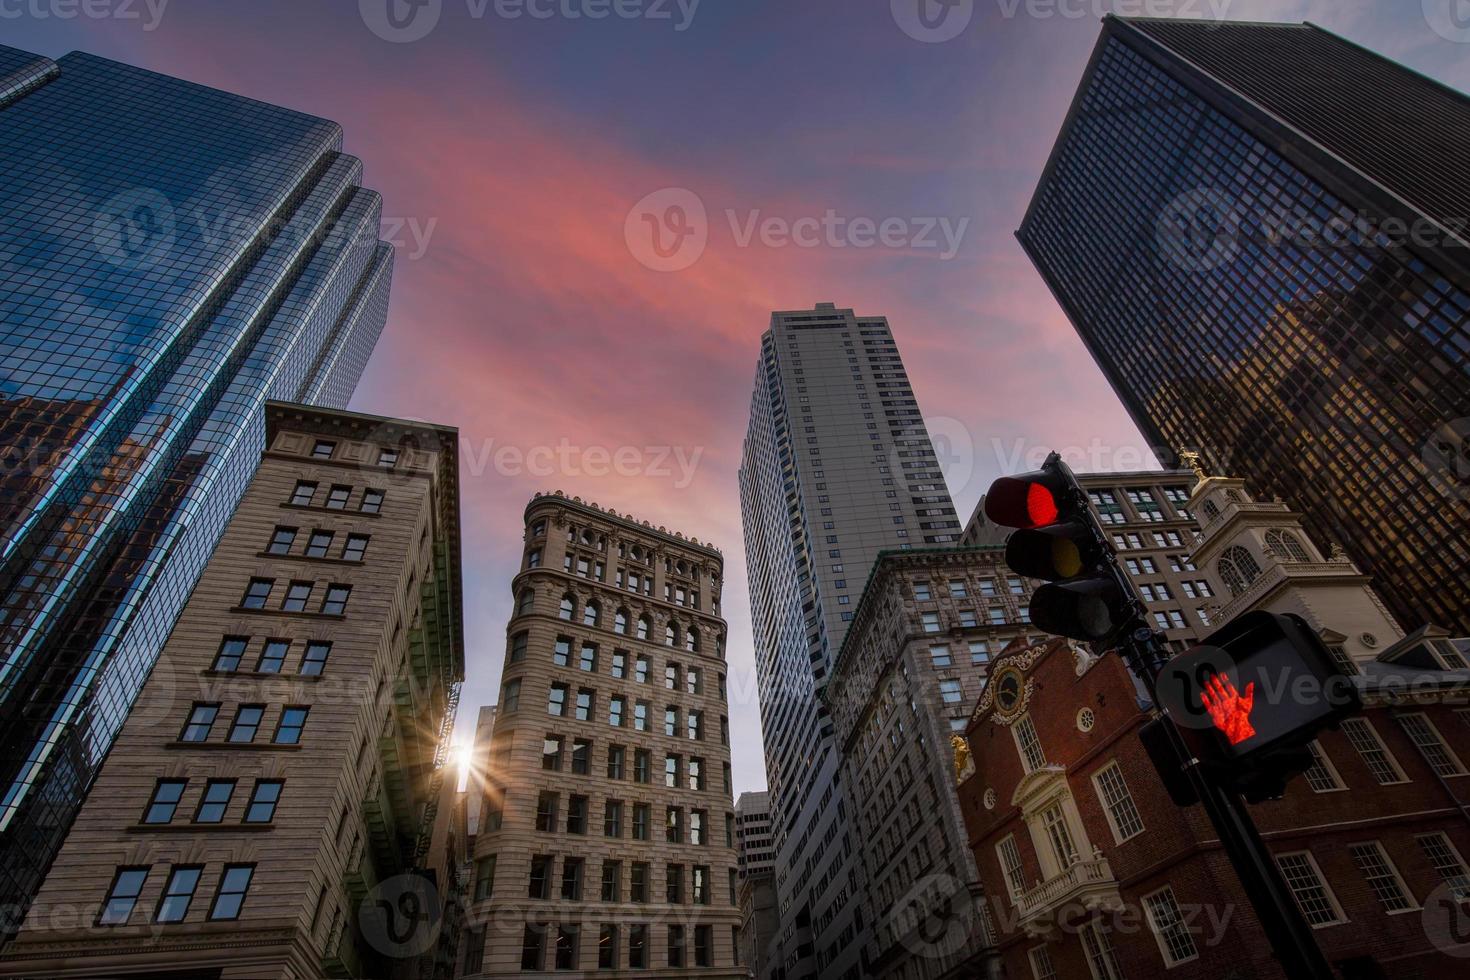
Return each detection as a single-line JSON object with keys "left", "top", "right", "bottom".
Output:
{"left": 7, "top": 0, "right": 1468, "bottom": 797}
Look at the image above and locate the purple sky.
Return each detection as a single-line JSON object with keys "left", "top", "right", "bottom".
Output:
{"left": 9, "top": 0, "right": 1468, "bottom": 795}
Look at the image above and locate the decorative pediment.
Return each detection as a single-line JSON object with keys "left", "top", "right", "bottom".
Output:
{"left": 1011, "top": 765, "right": 1069, "bottom": 811}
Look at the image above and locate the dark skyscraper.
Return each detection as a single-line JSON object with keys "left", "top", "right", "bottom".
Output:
{"left": 1019, "top": 17, "right": 1470, "bottom": 635}
{"left": 0, "top": 44, "right": 394, "bottom": 919}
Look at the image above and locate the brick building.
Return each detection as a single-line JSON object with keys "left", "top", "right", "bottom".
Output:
{"left": 0, "top": 403, "right": 465, "bottom": 979}
{"left": 960, "top": 634, "right": 1470, "bottom": 980}
{"left": 462, "top": 492, "right": 741, "bottom": 977}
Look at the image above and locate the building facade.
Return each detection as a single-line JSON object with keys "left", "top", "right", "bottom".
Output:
{"left": 965, "top": 469, "right": 1223, "bottom": 652}
{"left": 739, "top": 303, "right": 961, "bottom": 979}
{"left": 463, "top": 493, "right": 741, "bottom": 977}
{"left": 1018, "top": 16, "right": 1470, "bottom": 635}
{"left": 827, "top": 546, "right": 1051, "bottom": 979}
{"left": 0, "top": 44, "right": 395, "bottom": 922}
{"left": 0, "top": 404, "right": 464, "bottom": 979}
{"left": 466, "top": 705, "right": 499, "bottom": 839}
{"left": 736, "top": 791, "right": 779, "bottom": 979}
{"left": 960, "top": 634, "right": 1470, "bottom": 980}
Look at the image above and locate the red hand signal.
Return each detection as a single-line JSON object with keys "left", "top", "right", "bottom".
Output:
{"left": 1201, "top": 673, "right": 1256, "bottom": 745}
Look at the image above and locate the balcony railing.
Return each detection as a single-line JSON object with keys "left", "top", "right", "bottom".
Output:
{"left": 1016, "top": 857, "right": 1120, "bottom": 929}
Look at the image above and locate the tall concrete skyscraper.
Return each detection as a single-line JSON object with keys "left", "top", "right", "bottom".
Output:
{"left": 0, "top": 45, "right": 394, "bottom": 922}
{"left": 1019, "top": 17, "right": 1470, "bottom": 635}
{"left": 739, "top": 304, "right": 961, "bottom": 979}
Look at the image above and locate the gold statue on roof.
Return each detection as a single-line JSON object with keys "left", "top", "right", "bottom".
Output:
{"left": 1177, "top": 449, "right": 1209, "bottom": 484}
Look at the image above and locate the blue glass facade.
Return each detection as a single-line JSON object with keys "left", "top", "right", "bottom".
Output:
{"left": 0, "top": 44, "right": 393, "bottom": 918}
{"left": 1019, "top": 18, "right": 1470, "bottom": 637}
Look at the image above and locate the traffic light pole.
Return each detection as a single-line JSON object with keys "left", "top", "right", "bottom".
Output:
{"left": 1117, "top": 629, "right": 1337, "bottom": 980}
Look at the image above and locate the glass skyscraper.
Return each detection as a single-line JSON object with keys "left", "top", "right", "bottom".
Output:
{"left": 738, "top": 304, "right": 960, "bottom": 979}
{"left": 1019, "top": 17, "right": 1470, "bottom": 635}
{"left": 0, "top": 44, "right": 394, "bottom": 920}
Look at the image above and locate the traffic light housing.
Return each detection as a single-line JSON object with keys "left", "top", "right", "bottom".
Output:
{"left": 984, "top": 454, "right": 1136, "bottom": 644}
{"left": 1156, "top": 611, "right": 1361, "bottom": 780}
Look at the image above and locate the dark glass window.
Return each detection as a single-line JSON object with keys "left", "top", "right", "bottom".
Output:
{"left": 155, "top": 866, "right": 201, "bottom": 923}
{"left": 208, "top": 865, "right": 254, "bottom": 920}
{"left": 141, "top": 780, "right": 186, "bottom": 824}
{"left": 179, "top": 704, "right": 218, "bottom": 742}
{"left": 98, "top": 868, "right": 149, "bottom": 925}
{"left": 194, "top": 780, "right": 235, "bottom": 823}
{"left": 228, "top": 705, "right": 265, "bottom": 743}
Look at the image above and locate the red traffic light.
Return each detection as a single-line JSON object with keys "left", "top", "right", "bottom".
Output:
{"left": 984, "top": 471, "right": 1068, "bottom": 528}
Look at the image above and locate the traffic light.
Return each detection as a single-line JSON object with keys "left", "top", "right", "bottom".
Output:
{"left": 984, "top": 454, "right": 1136, "bottom": 644}
{"left": 1157, "top": 611, "right": 1361, "bottom": 787}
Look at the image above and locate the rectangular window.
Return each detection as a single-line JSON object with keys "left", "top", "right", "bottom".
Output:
{"left": 274, "top": 706, "right": 309, "bottom": 744}
{"left": 939, "top": 679, "right": 963, "bottom": 704}
{"left": 567, "top": 795, "right": 589, "bottom": 834}
{"left": 305, "top": 530, "right": 333, "bottom": 558}
{"left": 1094, "top": 763, "right": 1145, "bottom": 842}
{"left": 929, "top": 645, "right": 952, "bottom": 668}
{"left": 1302, "top": 740, "right": 1344, "bottom": 792}
{"left": 361, "top": 488, "right": 384, "bottom": 513}
{"left": 282, "top": 581, "right": 312, "bottom": 612}
{"left": 244, "top": 780, "right": 283, "bottom": 823}
{"left": 1143, "top": 885, "right": 1199, "bottom": 964}
{"left": 99, "top": 867, "right": 150, "bottom": 926}
{"left": 342, "top": 534, "right": 370, "bottom": 561}
{"left": 521, "top": 924, "right": 546, "bottom": 969}
{"left": 580, "top": 642, "right": 597, "bottom": 672}
{"left": 561, "top": 857, "right": 584, "bottom": 900}
{"left": 997, "top": 835, "right": 1025, "bottom": 899}
{"left": 1040, "top": 801, "right": 1078, "bottom": 869}
{"left": 267, "top": 526, "right": 296, "bottom": 555}
{"left": 228, "top": 705, "right": 264, "bottom": 743}
{"left": 607, "top": 744, "right": 626, "bottom": 780}
{"left": 194, "top": 780, "right": 234, "bottom": 823}
{"left": 180, "top": 703, "right": 219, "bottom": 742}
{"left": 604, "top": 799, "right": 623, "bottom": 837}
{"left": 634, "top": 749, "right": 651, "bottom": 783}
{"left": 142, "top": 780, "right": 187, "bottom": 824}
{"left": 255, "top": 639, "right": 289, "bottom": 673}
{"left": 1276, "top": 851, "right": 1344, "bottom": 926}
{"left": 1417, "top": 833, "right": 1470, "bottom": 899}
{"left": 289, "top": 481, "right": 317, "bottom": 506}
{"left": 241, "top": 578, "right": 274, "bottom": 609}
{"left": 969, "top": 641, "right": 990, "bottom": 665}
{"left": 668, "top": 923, "right": 686, "bottom": 965}
{"left": 207, "top": 865, "right": 253, "bottom": 921}
{"left": 548, "top": 683, "right": 569, "bottom": 716}
{"left": 693, "top": 865, "right": 711, "bottom": 905}
{"left": 378, "top": 447, "right": 399, "bottom": 468}
{"left": 212, "top": 636, "right": 248, "bottom": 672}
{"left": 913, "top": 581, "right": 932, "bottom": 600}
{"left": 922, "top": 612, "right": 941, "bottom": 633}
{"left": 321, "top": 584, "right": 351, "bottom": 615}
{"left": 528, "top": 857, "right": 552, "bottom": 900}
{"left": 300, "top": 641, "right": 331, "bottom": 675}
{"left": 1013, "top": 715, "right": 1046, "bottom": 772}
{"left": 536, "top": 792, "right": 558, "bottom": 832}
{"left": 600, "top": 859, "right": 622, "bottom": 902}
{"left": 629, "top": 924, "right": 648, "bottom": 967}
{"left": 1399, "top": 713, "right": 1465, "bottom": 776}
{"left": 503, "top": 678, "right": 521, "bottom": 711}
{"left": 598, "top": 923, "right": 619, "bottom": 969}
{"left": 630, "top": 863, "right": 649, "bottom": 902}
{"left": 1341, "top": 719, "right": 1406, "bottom": 784}
{"left": 665, "top": 755, "right": 680, "bottom": 788}
{"left": 695, "top": 924, "right": 713, "bottom": 966}
{"left": 1080, "top": 920, "right": 1124, "bottom": 980}
{"left": 1028, "top": 945, "right": 1058, "bottom": 980}
{"left": 1349, "top": 842, "right": 1414, "bottom": 912}
{"left": 611, "top": 650, "right": 627, "bottom": 678}
{"left": 633, "top": 803, "right": 650, "bottom": 840}
{"left": 576, "top": 689, "right": 594, "bottom": 721}
{"left": 572, "top": 739, "right": 591, "bottom": 775}
{"left": 155, "top": 866, "right": 202, "bottom": 923}
{"left": 666, "top": 806, "right": 683, "bottom": 844}
{"left": 326, "top": 485, "right": 351, "bottom": 509}
{"left": 541, "top": 736, "right": 563, "bottom": 771}
{"left": 473, "top": 856, "right": 497, "bottom": 901}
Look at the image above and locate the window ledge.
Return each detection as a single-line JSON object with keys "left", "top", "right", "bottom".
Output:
{"left": 229, "top": 607, "right": 347, "bottom": 621}
{"left": 280, "top": 502, "right": 382, "bottom": 519}
{"left": 164, "top": 741, "right": 303, "bottom": 752}
{"left": 127, "top": 822, "right": 274, "bottom": 834}
{"left": 257, "top": 551, "right": 366, "bottom": 566}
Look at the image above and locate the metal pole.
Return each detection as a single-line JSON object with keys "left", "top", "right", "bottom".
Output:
{"left": 1120, "top": 629, "right": 1336, "bottom": 980}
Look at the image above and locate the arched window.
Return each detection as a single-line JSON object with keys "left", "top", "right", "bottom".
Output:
{"left": 1217, "top": 546, "right": 1262, "bottom": 597}
{"left": 1265, "top": 529, "right": 1310, "bottom": 563}
{"left": 614, "top": 609, "right": 629, "bottom": 635}
{"left": 516, "top": 589, "right": 535, "bottom": 616}
{"left": 685, "top": 629, "right": 698, "bottom": 653}
{"left": 1202, "top": 500, "right": 1219, "bottom": 520}
{"left": 665, "top": 622, "right": 678, "bottom": 647}
{"left": 559, "top": 595, "right": 575, "bottom": 621}
{"left": 583, "top": 600, "right": 601, "bottom": 628}
{"left": 637, "top": 616, "right": 651, "bottom": 641}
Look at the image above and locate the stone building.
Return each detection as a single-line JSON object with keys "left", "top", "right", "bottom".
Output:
{"left": 0, "top": 403, "right": 465, "bottom": 979}
{"left": 736, "top": 790, "right": 780, "bottom": 979}
{"left": 825, "top": 546, "right": 1052, "bottom": 979}
{"left": 462, "top": 493, "right": 741, "bottom": 977}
